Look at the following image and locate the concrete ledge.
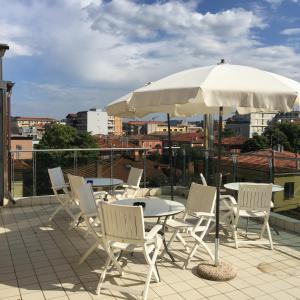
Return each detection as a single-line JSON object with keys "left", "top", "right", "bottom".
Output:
{"left": 270, "top": 212, "right": 300, "bottom": 234}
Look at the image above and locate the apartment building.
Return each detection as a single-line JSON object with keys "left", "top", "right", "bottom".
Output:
{"left": 227, "top": 112, "right": 277, "bottom": 138}
{"left": 76, "top": 109, "right": 108, "bottom": 135}
{"left": 108, "top": 115, "right": 122, "bottom": 135}
{"left": 13, "top": 116, "right": 57, "bottom": 140}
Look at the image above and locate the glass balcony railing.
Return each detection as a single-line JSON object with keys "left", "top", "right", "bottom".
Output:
{"left": 9, "top": 146, "right": 300, "bottom": 219}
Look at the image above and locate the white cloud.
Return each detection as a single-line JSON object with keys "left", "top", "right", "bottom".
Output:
{"left": 0, "top": 21, "right": 36, "bottom": 56}
{"left": 1, "top": 0, "right": 300, "bottom": 118}
{"left": 264, "top": 0, "right": 300, "bottom": 7}
{"left": 281, "top": 28, "right": 300, "bottom": 35}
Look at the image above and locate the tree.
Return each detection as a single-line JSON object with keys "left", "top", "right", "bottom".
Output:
{"left": 38, "top": 124, "right": 98, "bottom": 149}
{"left": 36, "top": 124, "right": 99, "bottom": 195}
{"left": 263, "top": 122, "right": 300, "bottom": 152}
{"left": 223, "top": 127, "right": 235, "bottom": 137}
{"left": 241, "top": 135, "right": 269, "bottom": 153}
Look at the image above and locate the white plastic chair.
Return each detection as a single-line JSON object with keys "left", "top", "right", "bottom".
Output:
{"left": 96, "top": 201, "right": 162, "bottom": 300}
{"left": 200, "top": 173, "right": 236, "bottom": 233}
{"left": 109, "top": 167, "right": 143, "bottom": 200}
{"left": 232, "top": 183, "right": 273, "bottom": 250}
{"left": 67, "top": 174, "right": 106, "bottom": 225}
{"left": 78, "top": 183, "right": 104, "bottom": 264}
{"left": 48, "top": 167, "right": 78, "bottom": 222}
{"left": 163, "top": 183, "right": 216, "bottom": 269}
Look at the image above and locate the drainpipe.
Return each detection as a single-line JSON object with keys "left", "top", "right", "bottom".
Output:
{"left": 0, "top": 43, "right": 9, "bottom": 206}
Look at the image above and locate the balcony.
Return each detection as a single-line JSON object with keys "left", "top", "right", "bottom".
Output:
{"left": 1, "top": 147, "right": 300, "bottom": 299}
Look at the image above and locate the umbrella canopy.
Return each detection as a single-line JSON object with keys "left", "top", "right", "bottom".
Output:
{"left": 106, "top": 91, "right": 232, "bottom": 118}
{"left": 126, "top": 64, "right": 298, "bottom": 114}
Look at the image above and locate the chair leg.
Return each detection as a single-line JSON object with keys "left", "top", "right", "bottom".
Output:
{"left": 183, "top": 242, "right": 199, "bottom": 269}
{"left": 176, "top": 232, "right": 188, "bottom": 250}
{"left": 144, "top": 248, "right": 160, "bottom": 283}
{"left": 260, "top": 217, "right": 268, "bottom": 239}
{"left": 49, "top": 205, "right": 63, "bottom": 221}
{"left": 108, "top": 250, "right": 124, "bottom": 276}
{"left": 78, "top": 241, "right": 99, "bottom": 265}
{"left": 232, "top": 215, "right": 239, "bottom": 249}
{"left": 266, "top": 221, "right": 274, "bottom": 250}
{"left": 96, "top": 255, "right": 111, "bottom": 295}
{"left": 233, "top": 227, "right": 238, "bottom": 249}
{"left": 142, "top": 243, "right": 162, "bottom": 300}
{"left": 161, "top": 229, "right": 178, "bottom": 258}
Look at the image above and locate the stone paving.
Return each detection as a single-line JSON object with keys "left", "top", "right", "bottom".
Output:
{"left": 0, "top": 204, "right": 300, "bottom": 300}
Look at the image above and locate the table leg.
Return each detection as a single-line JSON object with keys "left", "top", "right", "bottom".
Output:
{"left": 159, "top": 216, "right": 176, "bottom": 262}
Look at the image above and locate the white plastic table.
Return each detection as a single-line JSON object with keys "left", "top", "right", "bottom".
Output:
{"left": 113, "top": 197, "right": 185, "bottom": 261}
{"left": 85, "top": 177, "right": 123, "bottom": 188}
{"left": 114, "top": 197, "right": 185, "bottom": 218}
{"left": 224, "top": 182, "right": 283, "bottom": 193}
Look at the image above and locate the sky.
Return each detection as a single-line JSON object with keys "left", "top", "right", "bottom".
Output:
{"left": 1, "top": 0, "right": 300, "bottom": 120}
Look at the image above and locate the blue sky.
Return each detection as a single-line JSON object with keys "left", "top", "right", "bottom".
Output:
{"left": 1, "top": 0, "right": 300, "bottom": 119}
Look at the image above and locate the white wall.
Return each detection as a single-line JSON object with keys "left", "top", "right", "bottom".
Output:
{"left": 87, "top": 109, "right": 108, "bottom": 135}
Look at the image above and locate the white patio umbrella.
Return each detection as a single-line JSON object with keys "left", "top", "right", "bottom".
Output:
{"left": 106, "top": 61, "right": 300, "bottom": 270}
{"left": 106, "top": 92, "right": 232, "bottom": 201}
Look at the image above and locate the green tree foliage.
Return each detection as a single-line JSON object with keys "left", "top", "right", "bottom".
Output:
{"left": 241, "top": 123, "right": 300, "bottom": 153}
{"left": 241, "top": 135, "right": 269, "bottom": 153}
{"left": 223, "top": 127, "right": 235, "bottom": 137}
{"left": 38, "top": 124, "right": 98, "bottom": 149}
{"left": 263, "top": 122, "right": 300, "bottom": 152}
{"left": 36, "top": 124, "right": 99, "bottom": 195}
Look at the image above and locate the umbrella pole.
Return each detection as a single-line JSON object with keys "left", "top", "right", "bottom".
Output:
{"left": 167, "top": 113, "right": 174, "bottom": 200}
{"left": 215, "top": 106, "right": 223, "bottom": 266}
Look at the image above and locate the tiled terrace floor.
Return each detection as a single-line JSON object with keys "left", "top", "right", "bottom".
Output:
{"left": 0, "top": 204, "right": 300, "bottom": 300}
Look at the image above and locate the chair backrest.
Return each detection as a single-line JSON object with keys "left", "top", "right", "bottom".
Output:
{"left": 79, "top": 183, "right": 98, "bottom": 216}
{"left": 238, "top": 184, "right": 272, "bottom": 212}
{"left": 99, "top": 201, "right": 145, "bottom": 244}
{"left": 127, "top": 167, "right": 143, "bottom": 187}
{"left": 68, "top": 173, "right": 85, "bottom": 201}
{"left": 186, "top": 182, "right": 216, "bottom": 215}
{"left": 48, "top": 167, "right": 66, "bottom": 190}
{"left": 200, "top": 173, "right": 208, "bottom": 186}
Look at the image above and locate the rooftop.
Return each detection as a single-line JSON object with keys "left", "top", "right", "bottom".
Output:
{"left": 0, "top": 202, "right": 299, "bottom": 300}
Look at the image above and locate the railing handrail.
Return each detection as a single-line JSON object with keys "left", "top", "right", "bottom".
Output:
{"left": 10, "top": 147, "right": 149, "bottom": 153}
{"left": 10, "top": 146, "right": 181, "bottom": 153}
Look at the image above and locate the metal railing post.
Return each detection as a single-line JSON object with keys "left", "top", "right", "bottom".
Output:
{"left": 11, "top": 151, "right": 14, "bottom": 197}
{"left": 110, "top": 148, "right": 113, "bottom": 191}
{"left": 73, "top": 150, "right": 78, "bottom": 175}
{"left": 204, "top": 150, "right": 209, "bottom": 184}
{"left": 232, "top": 154, "right": 237, "bottom": 182}
{"left": 143, "top": 149, "right": 147, "bottom": 188}
{"left": 33, "top": 151, "right": 37, "bottom": 196}
{"left": 182, "top": 148, "right": 186, "bottom": 186}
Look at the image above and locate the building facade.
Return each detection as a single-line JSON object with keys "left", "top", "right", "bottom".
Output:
{"left": 13, "top": 116, "right": 57, "bottom": 140}
{"left": 76, "top": 109, "right": 108, "bottom": 135}
{"left": 108, "top": 115, "right": 122, "bottom": 135}
{"left": 227, "top": 112, "right": 277, "bottom": 138}
{"left": 10, "top": 136, "right": 33, "bottom": 160}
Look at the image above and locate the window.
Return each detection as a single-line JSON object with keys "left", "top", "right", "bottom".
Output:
{"left": 16, "top": 145, "right": 22, "bottom": 151}
{"left": 284, "top": 182, "right": 294, "bottom": 200}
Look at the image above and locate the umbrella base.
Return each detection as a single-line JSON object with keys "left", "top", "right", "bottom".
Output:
{"left": 197, "top": 262, "right": 237, "bottom": 281}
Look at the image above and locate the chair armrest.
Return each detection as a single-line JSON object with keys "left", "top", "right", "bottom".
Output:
{"left": 192, "top": 212, "right": 215, "bottom": 218}
{"left": 122, "top": 184, "right": 139, "bottom": 189}
{"left": 145, "top": 224, "right": 162, "bottom": 241}
{"left": 220, "top": 194, "right": 237, "bottom": 206}
{"left": 52, "top": 183, "right": 69, "bottom": 190}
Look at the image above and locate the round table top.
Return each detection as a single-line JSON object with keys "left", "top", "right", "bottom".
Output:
{"left": 224, "top": 182, "right": 284, "bottom": 192}
{"left": 85, "top": 178, "right": 123, "bottom": 187}
{"left": 112, "top": 197, "right": 185, "bottom": 218}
